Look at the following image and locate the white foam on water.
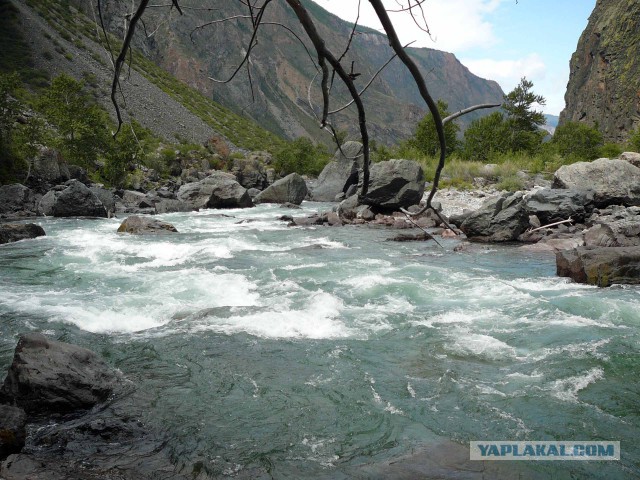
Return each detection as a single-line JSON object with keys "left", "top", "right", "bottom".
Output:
{"left": 2, "top": 269, "right": 260, "bottom": 334}
{"left": 548, "top": 367, "right": 605, "bottom": 403}
{"left": 341, "top": 274, "right": 404, "bottom": 290}
{"left": 190, "top": 291, "right": 355, "bottom": 339}
{"left": 407, "top": 382, "right": 416, "bottom": 398}
{"left": 446, "top": 331, "right": 517, "bottom": 360}
{"left": 545, "top": 312, "right": 616, "bottom": 329}
{"left": 475, "top": 384, "right": 507, "bottom": 397}
{"left": 528, "top": 338, "right": 611, "bottom": 362}
{"left": 281, "top": 263, "right": 327, "bottom": 271}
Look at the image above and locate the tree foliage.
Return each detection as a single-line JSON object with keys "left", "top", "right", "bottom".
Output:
{"left": 36, "top": 74, "right": 110, "bottom": 168}
{"left": 552, "top": 121, "right": 603, "bottom": 160}
{"left": 273, "top": 137, "right": 330, "bottom": 177}
{"left": 408, "top": 100, "right": 459, "bottom": 156}
{"left": 461, "top": 112, "right": 511, "bottom": 161}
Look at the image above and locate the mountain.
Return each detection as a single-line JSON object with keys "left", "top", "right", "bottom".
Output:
{"left": 559, "top": 0, "right": 640, "bottom": 143}
{"left": 80, "top": 0, "right": 504, "bottom": 146}
{"left": 542, "top": 114, "right": 559, "bottom": 135}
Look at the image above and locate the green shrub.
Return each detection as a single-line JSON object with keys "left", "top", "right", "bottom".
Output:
{"left": 599, "top": 142, "right": 623, "bottom": 159}
{"left": 629, "top": 127, "right": 640, "bottom": 152}
{"left": 552, "top": 121, "right": 603, "bottom": 160}
{"left": 406, "top": 99, "right": 460, "bottom": 156}
{"left": 273, "top": 137, "right": 330, "bottom": 176}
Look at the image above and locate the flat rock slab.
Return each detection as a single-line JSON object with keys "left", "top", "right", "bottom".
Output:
{"left": 0, "top": 333, "right": 120, "bottom": 415}
{"left": 556, "top": 246, "right": 640, "bottom": 287}
{"left": 0, "top": 224, "right": 46, "bottom": 245}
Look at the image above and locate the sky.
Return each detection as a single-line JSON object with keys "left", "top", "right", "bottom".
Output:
{"left": 311, "top": 0, "right": 596, "bottom": 116}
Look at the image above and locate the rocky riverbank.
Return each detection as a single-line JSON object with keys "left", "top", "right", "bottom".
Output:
{"left": 1, "top": 142, "right": 639, "bottom": 286}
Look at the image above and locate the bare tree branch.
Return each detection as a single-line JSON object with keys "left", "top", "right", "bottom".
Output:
{"left": 443, "top": 103, "right": 501, "bottom": 124}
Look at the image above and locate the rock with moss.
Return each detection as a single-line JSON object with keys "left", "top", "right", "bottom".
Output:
{"left": 556, "top": 246, "right": 640, "bottom": 287}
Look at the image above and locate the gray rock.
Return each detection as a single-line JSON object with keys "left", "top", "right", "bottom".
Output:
{"left": 553, "top": 158, "right": 640, "bottom": 207}
{"left": 0, "top": 224, "right": 46, "bottom": 245}
{"left": 619, "top": 151, "right": 640, "bottom": 168}
{"left": 361, "top": 159, "right": 425, "bottom": 211}
{"left": 177, "top": 172, "right": 252, "bottom": 209}
{"left": 0, "top": 185, "right": 36, "bottom": 215}
{"left": 584, "top": 206, "right": 640, "bottom": 247}
{"left": 0, "top": 405, "right": 26, "bottom": 460}
{"left": 36, "top": 185, "right": 66, "bottom": 216}
{"left": 117, "top": 216, "right": 178, "bottom": 234}
{"left": 0, "top": 333, "right": 119, "bottom": 414}
{"left": 51, "top": 180, "right": 107, "bottom": 218}
{"left": 311, "top": 141, "right": 364, "bottom": 201}
{"left": 254, "top": 173, "right": 308, "bottom": 205}
{"left": 556, "top": 246, "right": 640, "bottom": 287}
{"left": 247, "top": 188, "right": 261, "bottom": 199}
{"left": 67, "top": 164, "right": 90, "bottom": 184}
{"left": 460, "top": 192, "right": 529, "bottom": 242}
{"left": 90, "top": 187, "right": 117, "bottom": 214}
{"left": 121, "top": 190, "right": 146, "bottom": 206}
{"left": 232, "top": 158, "right": 269, "bottom": 190}
{"left": 523, "top": 188, "right": 595, "bottom": 225}
{"left": 154, "top": 199, "right": 193, "bottom": 214}
{"left": 30, "top": 147, "right": 69, "bottom": 184}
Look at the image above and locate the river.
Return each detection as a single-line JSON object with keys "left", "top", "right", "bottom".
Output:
{"left": 1, "top": 203, "right": 638, "bottom": 478}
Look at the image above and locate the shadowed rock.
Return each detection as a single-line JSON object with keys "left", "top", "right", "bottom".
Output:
{"left": 0, "top": 405, "right": 26, "bottom": 461}
{"left": 361, "top": 159, "right": 425, "bottom": 211}
{"left": 0, "top": 224, "right": 46, "bottom": 245}
{"left": 311, "top": 142, "right": 364, "bottom": 201}
{"left": 51, "top": 180, "right": 107, "bottom": 218}
{"left": 0, "top": 184, "right": 37, "bottom": 216}
{"left": 178, "top": 172, "right": 252, "bottom": 209}
{"left": 0, "top": 333, "right": 120, "bottom": 415}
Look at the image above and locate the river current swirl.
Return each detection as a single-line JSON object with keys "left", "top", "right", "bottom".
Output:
{"left": 1, "top": 203, "right": 639, "bottom": 478}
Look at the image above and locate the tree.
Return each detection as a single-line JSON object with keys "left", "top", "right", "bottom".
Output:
{"left": 37, "top": 74, "right": 109, "bottom": 167}
{"left": 502, "top": 77, "right": 547, "bottom": 154}
{"left": 409, "top": 100, "right": 460, "bottom": 156}
{"left": 552, "top": 121, "right": 603, "bottom": 160}
{"left": 105, "top": 0, "right": 499, "bottom": 219}
{"left": 462, "top": 112, "right": 511, "bottom": 161}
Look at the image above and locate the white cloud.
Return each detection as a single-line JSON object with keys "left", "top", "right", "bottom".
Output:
{"left": 461, "top": 53, "right": 547, "bottom": 85}
{"left": 313, "top": 0, "right": 505, "bottom": 52}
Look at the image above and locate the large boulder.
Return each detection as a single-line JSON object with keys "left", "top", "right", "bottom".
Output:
{"left": 0, "top": 185, "right": 36, "bottom": 215}
{"left": 556, "top": 246, "right": 640, "bottom": 287}
{"left": 154, "top": 199, "right": 193, "bottom": 214}
{"left": 90, "top": 187, "right": 117, "bottom": 215}
{"left": 523, "top": 188, "right": 595, "bottom": 225}
{"left": 51, "top": 180, "right": 107, "bottom": 218}
{"left": 0, "top": 405, "right": 26, "bottom": 460}
{"left": 30, "top": 147, "right": 69, "bottom": 184}
{"left": 0, "top": 333, "right": 120, "bottom": 414}
{"left": 460, "top": 192, "right": 529, "bottom": 242}
{"left": 36, "top": 185, "right": 66, "bottom": 216}
{"left": 553, "top": 158, "right": 640, "bottom": 207}
{"left": 254, "top": 173, "right": 308, "bottom": 205}
{"left": 619, "top": 151, "right": 640, "bottom": 168}
{"left": 311, "top": 141, "right": 364, "bottom": 201}
{"left": 584, "top": 205, "right": 640, "bottom": 247}
{"left": 117, "top": 216, "right": 178, "bottom": 234}
{"left": 177, "top": 172, "right": 252, "bottom": 209}
{"left": 360, "top": 159, "right": 425, "bottom": 211}
{"left": 0, "top": 224, "right": 46, "bottom": 245}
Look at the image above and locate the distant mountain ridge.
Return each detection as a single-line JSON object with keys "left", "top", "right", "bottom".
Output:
{"left": 84, "top": 0, "right": 504, "bottom": 146}
{"left": 560, "top": 0, "right": 640, "bottom": 142}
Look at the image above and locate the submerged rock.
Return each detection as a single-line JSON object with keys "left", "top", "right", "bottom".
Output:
{"left": 0, "top": 224, "right": 45, "bottom": 245}
{"left": 0, "top": 333, "right": 120, "bottom": 415}
{"left": 556, "top": 246, "right": 640, "bottom": 287}
{"left": 254, "top": 173, "right": 307, "bottom": 205}
{"left": 117, "top": 216, "right": 178, "bottom": 234}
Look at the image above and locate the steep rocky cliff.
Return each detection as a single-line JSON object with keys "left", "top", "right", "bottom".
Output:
{"left": 83, "top": 0, "right": 504, "bottom": 146}
{"left": 560, "top": 0, "right": 640, "bottom": 143}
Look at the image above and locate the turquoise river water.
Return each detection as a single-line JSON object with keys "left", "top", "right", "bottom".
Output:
{"left": 0, "top": 203, "right": 639, "bottom": 478}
